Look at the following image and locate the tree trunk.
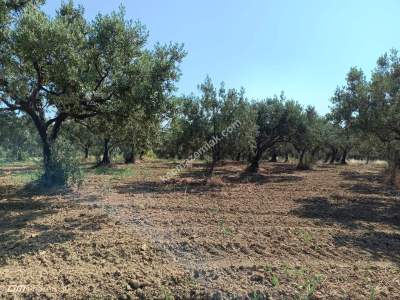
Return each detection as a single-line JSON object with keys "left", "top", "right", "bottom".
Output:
{"left": 207, "top": 144, "right": 220, "bottom": 178}
{"left": 41, "top": 139, "right": 57, "bottom": 184}
{"left": 84, "top": 146, "right": 89, "bottom": 160}
{"left": 207, "top": 158, "right": 217, "bottom": 179}
{"left": 235, "top": 152, "right": 241, "bottom": 162}
{"left": 311, "top": 147, "right": 319, "bottom": 161}
{"left": 247, "top": 147, "right": 263, "bottom": 173}
{"left": 16, "top": 148, "right": 23, "bottom": 161}
{"left": 269, "top": 147, "right": 277, "bottom": 162}
{"left": 100, "top": 138, "right": 111, "bottom": 165}
{"left": 124, "top": 145, "right": 136, "bottom": 164}
{"left": 26, "top": 110, "right": 67, "bottom": 184}
{"left": 340, "top": 148, "right": 348, "bottom": 165}
{"left": 389, "top": 150, "right": 400, "bottom": 186}
{"left": 329, "top": 148, "right": 337, "bottom": 164}
{"left": 324, "top": 153, "right": 330, "bottom": 163}
{"left": 297, "top": 149, "right": 308, "bottom": 170}
{"left": 284, "top": 152, "right": 289, "bottom": 163}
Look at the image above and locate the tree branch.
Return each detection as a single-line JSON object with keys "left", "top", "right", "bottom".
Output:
{"left": 29, "top": 61, "right": 43, "bottom": 107}
{"left": 94, "top": 69, "right": 110, "bottom": 91}
{"left": 49, "top": 113, "right": 68, "bottom": 142}
{"left": 41, "top": 86, "right": 66, "bottom": 97}
{"left": 1, "top": 98, "right": 21, "bottom": 111}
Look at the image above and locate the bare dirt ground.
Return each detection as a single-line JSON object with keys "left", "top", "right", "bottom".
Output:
{"left": 0, "top": 160, "right": 399, "bottom": 299}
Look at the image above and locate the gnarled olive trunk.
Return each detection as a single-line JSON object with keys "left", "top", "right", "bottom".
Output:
{"left": 100, "top": 138, "right": 111, "bottom": 165}
{"left": 329, "top": 147, "right": 338, "bottom": 164}
{"left": 139, "top": 150, "right": 145, "bottom": 160}
{"left": 324, "top": 152, "right": 330, "bottom": 163}
{"left": 16, "top": 148, "right": 23, "bottom": 161}
{"left": 297, "top": 149, "right": 309, "bottom": 170}
{"left": 340, "top": 148, "right": 348, "bottom": 165}
{"left": 124, "top": 145, "right": 136, "bottom": 164}
{"left": 235, "top": 152, "right": 242, "bottom": 162}
{"left": 42, "top": 139, "right": 54, "bottom": 182}
{"left": 247, "top": 147, "right": 264, "bottom": 173}
{"left": 207, "top": 143, "right": 220, "bottom": 178}
{"left": 84, "top": 146, "right": 89, "bottom": 160}
{"left": 269, "top": 147, "right": 277, "bottom": 162}
{"left": 28, "top": 111, "right": 66, "bottom": 185}
{"left": 284, "top": 152, "right": 289, "bottom": 163}
{"left": 311, "top": 147, "right": 319, "bottom": 161}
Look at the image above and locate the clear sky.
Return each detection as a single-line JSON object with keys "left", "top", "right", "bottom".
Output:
{"left": 43, "top": 0, "right": 400, "bottom": 114}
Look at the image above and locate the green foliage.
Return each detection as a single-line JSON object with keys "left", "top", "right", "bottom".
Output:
{"left": 0, "top": 1, "right": 185, "bottom": 182}
{"left": 218, "top": 219, "right": 233, "bottom": 236}
{"left": 157, "top": 78, "right": 256, "bottom": 165}
{"left": 8, "top": 168, "right": 41, "bottom": 186}
{"left": 301, "top": 274, "right": 323, "bottom": 299}
{"left": 271, "top": 274, "right": 280, "bottom": 287}
{"left": 264, "top": 265, "right": 280, "bottom": 288}
{"left": 0, "top": 112, "right": 40, "bottom": 161}
{"left": 328, "top": 67, "right": 367, "bottom": 163}
{"left": 295, "top": 228, "right": 314, "bottom": 245}
{"left": 247, "top": 94, "right": 309, "bottom": 171}
{"left": 369, "top": 286, "right": 377, "bottom": 300}
{"left": 290, "top": 105, "right": 326, "bottom": 169}
{"left": 61, "top": 121, "right": 97, "bottom": 160}
{"left": 254, "top": 96, "right": 289, "bottom": 146}
{"left": 329, "top": 50, "right": 400, "bottom": 181}
{"left": 92, "top": 165, "right": 135, "bottom": 179}
{"left": 249, "top": 291, "right": 264, "bottom": 300}
{"left": 1, "top": 1, "right": 400, "bottom": 187}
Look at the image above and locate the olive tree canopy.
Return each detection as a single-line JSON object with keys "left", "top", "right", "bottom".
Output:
{"left": 0, "top": 1, "right": 185, "bottom": 183}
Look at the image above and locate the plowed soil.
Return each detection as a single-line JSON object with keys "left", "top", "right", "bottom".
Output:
{"left": 0, "top": 161, "right": 399, "bottom": 299}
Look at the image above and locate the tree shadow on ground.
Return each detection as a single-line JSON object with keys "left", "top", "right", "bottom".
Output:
{"left": 115, "top": 179, "right": 223, "bottom": 196}
{"left": 146, "top": 161, "right": 206, "bottom": 170}
{"left": 339, "top": 170, "right": 398, "bottom": 197}
{"left": 0, "top": 185, "right": 104, "bottom": 266}
{"left": 115, "top": 161, "right": 303, "bottom": 195}
{"left": 292, "top": 196, "right": 400, "bottom": 229}
{"left": 222, "top": 162, "right": 303, "bottom": 185}
{"left": 263, "top": 162, "right": 299, "bottom": 174}
{"left": 334, "top": 231, "right": 400, "bottom": 264}
{"left": 292, "top": 168, "right": 400, "bottom": 264}
{"left": 0, "top": 165, "right": 39, "bottom": 174}
{"left": 223, "top": 172, "right": 303, "bottom": 185}
{"left": 340, "top": 170, "right": 384, "bottom": 183}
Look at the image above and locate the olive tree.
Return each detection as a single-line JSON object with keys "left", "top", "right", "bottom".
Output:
{"left": 61, "top": 121, "right": 97, "bottom": 160}
{"left": 333, "top": 50, "right": 400, "bottom": 184}
{"left": 330, "top": 67, "right": 367, "bottom": 164}
{"left": 0, "top": 2, "right": 184, "bottom": 184}
{"left": 359, "top": 50, "right": 400, "bottom": 183}
{"left": 290, "top": 106, "right": 325, "bottom": 169}
{"left": 247, "top": 95, "right": 301, "bottom": 173}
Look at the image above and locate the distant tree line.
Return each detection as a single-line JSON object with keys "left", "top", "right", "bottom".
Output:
{"left": 0, "top": 1, "right": 398, "bottom": 185}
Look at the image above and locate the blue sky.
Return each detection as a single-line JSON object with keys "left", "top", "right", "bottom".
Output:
{"left": 43, "top": 0, "right": 400, "bottom": 114}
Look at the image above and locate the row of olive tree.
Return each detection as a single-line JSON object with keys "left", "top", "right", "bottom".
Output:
{"left": 156, "top": 77, "right": 366, "bottom": 176}
{"left": 1, "top": 1, "right": 395, "bottom": 185}
{"left": 157, "top": 70, "right": 394, "bottom": 178}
